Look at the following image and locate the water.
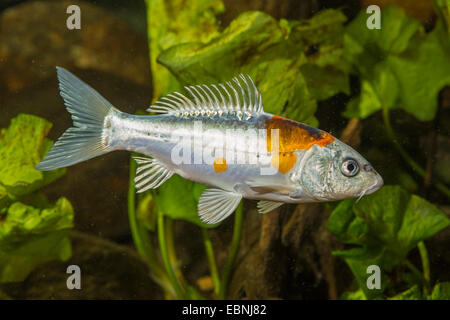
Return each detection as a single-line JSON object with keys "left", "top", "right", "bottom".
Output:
{"left": 0, "top": 0, "right": 448, "bottom": 301}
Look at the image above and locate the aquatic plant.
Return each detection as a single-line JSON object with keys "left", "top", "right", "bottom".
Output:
{"left": 0, "top": 114, "right": 74, "bottom": 297}
{"left": 123, "top": 0, "right": 450, "bottom": 299}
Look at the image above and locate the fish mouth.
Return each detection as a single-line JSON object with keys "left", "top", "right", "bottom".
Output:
{"left": 356, "top": 174, "right": 384, "bottom": 202}
{"left": 366, "top": 174, "right": 384, "bottom": 195}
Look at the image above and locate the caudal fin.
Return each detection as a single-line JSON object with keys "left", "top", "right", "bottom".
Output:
{"left": 36, "top": 67, "right": 115, "bottom": 171}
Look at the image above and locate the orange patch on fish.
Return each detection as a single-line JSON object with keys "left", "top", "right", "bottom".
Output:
{"left": 265, "top": 115, "right": 334, "bottom": 153}
{"left": 265, "top": 115, "right": 334, "bottom": 174}
{"left": 271, "top": 153, "right": 297, "bottom": 174}
{"left": 213, "top": 157, "right": 227, "bottom": 173}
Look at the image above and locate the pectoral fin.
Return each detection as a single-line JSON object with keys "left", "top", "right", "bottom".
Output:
{"left": 198, "top": 188, "right": 242, "bottom": 224}
{"left": 245, "top": 180, "right": 297, "bottom": 195}
{"left": 133, "top": 157, "right": 174, "bottom": 193}
{"left": 257, "top": 200, "right": 284, "bottom": 214}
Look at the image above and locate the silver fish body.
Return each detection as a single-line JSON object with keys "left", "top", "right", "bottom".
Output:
{"left": 36, "top": 67, "right": 383, "bottom": 224}
{"left": 106, "top": 111, "right": 297, "bottom": 201}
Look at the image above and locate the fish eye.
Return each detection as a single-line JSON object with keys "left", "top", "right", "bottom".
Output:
{"left": 341, "top": 158, "right": 359, "bottom": 177}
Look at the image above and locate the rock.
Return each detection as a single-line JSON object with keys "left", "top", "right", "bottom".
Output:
{"left": 0, "top": 0, "right": 151, "bottom": 97}
{"left": 227, "top": 208, "right": 286, "bottom": 299}
{"left": 0, "top": 231, "right": 163, "bottom": 299}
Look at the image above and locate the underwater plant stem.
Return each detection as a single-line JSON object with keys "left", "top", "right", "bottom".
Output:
{"left": 418, "top": 241, "right": 431, "bottom": 295}
{"left": 424, "top": 129, "right": 437, "bottom": 189}
{"left": 405, "top": 260, "right": 425, "bottom": 282}
{"left": 157, "top": 211, "right": 186, "bottom": 299}
{"left": 127, "top": 156, "right": 174, "bottom": 296}
{"left": 382, "top": 107, "right": 450, "bottom": 198}
{"left": 219, "top": 202, "right": 244, "bottom": 300}
{"left": 128, "top": 157, "right": 149, "bottom": 258}
{"left": 202, "top": 228, "right": 221, "bottom": 296}
{"left": 165, "top": 218, "right": 192, "bottom": 299}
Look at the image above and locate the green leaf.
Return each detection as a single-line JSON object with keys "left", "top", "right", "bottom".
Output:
{"left": 136, "top": 193, "right": 156, "bottom": 231}
{"left": 290, "top": 9, "right": 347, "bottom": 68}
{"left": 343, "top": 6, "right": 450, "bottom": 121}
{"left": 145, "top": 0, "right": 224, "bottom": 102}
{"left": 284, "top": 72, "right": 318, "bottom": 126}
{"left": 353, "top": 186, "right": 410, "bottom": 246}
{"left": 389, "top": 285, "right": 422, "bottom": 300}
{"left": 0, "top": 197, "right": 74, "bottom": 283}
{"left": 289, "top": 9, "right": 350, "bottom": 102}
{"left": 340, "top": 288, "right": 366, "bottom": 300}
{"left": 386, "top": 22, "right": 450, "bottom": 120}
{"left": 430, "top": 282, "right": 450, "bottom": 300}
{"left": 344, "top": 6, "right": 421, "bottom": 65}
{"left": 158, "top": 11, "right": 310, "bottom": 120}
{"left": 350, "top": 81, "right": 381, "bottom": 119}
{"left": 328, "top": 185, "right": 450, "bottom": 298}
{"left": 328, "top": 198, "right": 366, "bottom": 244}
{"left": 0, "top": 114, "right": 65, "bottom": 206}
{"left": 397, "top": 195, "right": 450, "bottom": 252}
{"left": 300, "top": 64, "right": 350, "bottom": 101}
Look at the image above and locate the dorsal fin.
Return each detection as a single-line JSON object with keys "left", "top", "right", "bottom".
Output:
{"left": 147, "top": 75, "right": 264, "bottom": 118}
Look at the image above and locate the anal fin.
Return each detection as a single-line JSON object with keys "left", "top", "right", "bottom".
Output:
{"left": 198, "top": 188, "right": 242, "bottom": 224}
{"left": 257, "top": 200, "right": 284, "bottom": 214}
{"left": 133, "top": 157, "right": 174, "bottom": 193}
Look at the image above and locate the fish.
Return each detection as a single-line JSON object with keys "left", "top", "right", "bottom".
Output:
{"left": 36, "top": 67, "right": 384, "bottom": 224}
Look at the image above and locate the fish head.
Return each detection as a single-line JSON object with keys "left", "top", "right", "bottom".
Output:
{"left": 294, "top": 139, "right": 383, "bottom": 201}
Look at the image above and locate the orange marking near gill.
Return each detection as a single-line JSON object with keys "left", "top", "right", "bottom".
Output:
{"left": 271, "top": 153, "right": 297, "bottom": 174}
{"left": 266, "top": 115, "right": 334, "bottom": 152}
{"left": 213, "top": 158, "right": 228, "bottom": 173}
{"left": 265, "top": 115, "right": 334, "bottom": 173}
